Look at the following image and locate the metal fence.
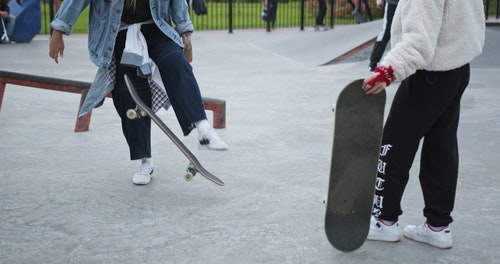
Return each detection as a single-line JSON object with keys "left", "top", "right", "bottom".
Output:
{"left": 40, "top": 0, "right": 498, "bottom": 35}
{"left": 189, "top": 0, "right": 385, "bottom": 32}
{"left": 485, "top": 0, "right": 500, "bottom": 19}
{"left": 40, "top": 0, "right": 383, "bottom": 34}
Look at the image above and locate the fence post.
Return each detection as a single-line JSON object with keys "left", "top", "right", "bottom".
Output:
{"left": 228, "top": 0, "right": 233, "bottom": 33}
{"left": 329, "top": 0, "right": 335, "bottom": 29}
{"left": 266, "top": 0, "right": 271, "bottom": 32}
{"left": 497, "top": 0, "right": 499, "bottom": 19}
{"left": 300, "top": 0, "right": 305, "bottom": 31}
{"left": 485, "top": 0, "right": 490, "bottom": 19}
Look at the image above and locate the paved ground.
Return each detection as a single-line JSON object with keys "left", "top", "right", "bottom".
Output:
{"left": 1, "top": 22, "right": 499, "bottom": 264}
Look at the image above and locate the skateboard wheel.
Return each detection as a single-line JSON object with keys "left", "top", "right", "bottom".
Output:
{"left": 126, "top": 109, "right": 138, "bottom": 120}
{"left": 184, "top": 171, "right": 194, "bottom": 182}
{"left": 184, "top": 165, "right": 197, "bottom": 182}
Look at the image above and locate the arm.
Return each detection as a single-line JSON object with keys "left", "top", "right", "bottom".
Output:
{"left": 362, "top": 1, "right": 445, "bottom": 94}
{"left": 170, "top": 0, "right": 195, "bottom": 62}
{"left": 49, "top": 30, "right": 65, "bottom": 64}
{"left": 380, "top": 1, "right": 445, "bottom": 80}
{"left": 49, "top": 0, "right": 90, "bottom": 35}
{"left": 48, "top": 0, "right": 90, "bottom": 63}
{"left": 182, "top": 32, "right": 193, "bottom": 63}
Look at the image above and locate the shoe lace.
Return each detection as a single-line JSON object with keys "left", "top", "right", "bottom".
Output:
{"left": 138, "top": 164, "right": 152, "bottom": 175}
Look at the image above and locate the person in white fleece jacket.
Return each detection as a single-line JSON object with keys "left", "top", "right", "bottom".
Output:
{"left": 361, "top": 0, "right": 485, "bottom": 249}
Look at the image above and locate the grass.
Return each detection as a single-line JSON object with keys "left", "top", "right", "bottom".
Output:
{"left": 40, "top": 1, "right": 366, "bottom": 34}
{"left": 41, "top": 3, "right": 89, "bottom": 34}
{"left": 40, "top": 0, "right": 495, "bottom": 34}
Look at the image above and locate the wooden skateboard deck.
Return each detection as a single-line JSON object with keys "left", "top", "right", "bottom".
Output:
{"left": 123, "top": 74, "right": 224, "bottom": 186}
{"left": 324, "top": 79, "right": 385, "bottom": 251}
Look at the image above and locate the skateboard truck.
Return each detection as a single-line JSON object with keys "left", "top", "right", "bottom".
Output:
{"left": 184, "top": 163, "right": 197, "bottom": 182}
{"left": 126, "top": 107, "right": 147, "bottom": 120}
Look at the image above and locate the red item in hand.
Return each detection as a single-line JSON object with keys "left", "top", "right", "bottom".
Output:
{"left": 367, "top": 65, "right": 395, "bottom": 86}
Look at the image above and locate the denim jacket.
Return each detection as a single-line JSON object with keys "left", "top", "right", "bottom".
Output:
{"left": 50, "top": 0, "right": 193, "bottom": 117}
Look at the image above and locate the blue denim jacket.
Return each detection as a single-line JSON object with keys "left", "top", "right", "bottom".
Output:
{"left": 51, "top": 0, "right": 193, "bottom": 67}
{"left": 50, "top": 0, "right": 194, "bottom": 117}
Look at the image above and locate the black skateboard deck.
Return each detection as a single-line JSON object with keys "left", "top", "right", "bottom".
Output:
{"left": 324, "top": 79, "right": 385, "bottom": 251}
{"left": 123, "top": 74, "right": 224, "bottom": 186}
{"left": 352, "top": 8, "right": 367, "bottom": 23}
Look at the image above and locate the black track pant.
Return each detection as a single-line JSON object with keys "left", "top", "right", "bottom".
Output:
{"left": 373, "top": 64, "right": 470, "bottom": 227}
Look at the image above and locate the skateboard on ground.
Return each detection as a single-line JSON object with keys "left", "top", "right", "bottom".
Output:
{"left": 352, "top": 8, "right": 367, "bottom": 23}
{"left": 324, "top": 79, "right": 385, "bottom": 251}
{"left": 123, "top": 74, "right": 225, "bottom": 186}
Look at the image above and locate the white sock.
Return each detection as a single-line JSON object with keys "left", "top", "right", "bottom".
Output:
{"left": 141, "top": 157, "right": 153, "bottom": 166}
{"left": 195, "top": 119, "right": 210, "bottom": 136}
{"left": 427, "top": 223, "right": 447, "bottom": 232}
{"left": 380, "top": 219, "right": 396, "bottom": 226}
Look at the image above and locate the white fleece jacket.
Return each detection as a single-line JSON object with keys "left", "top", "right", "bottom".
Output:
{"left": 380, "top": 0, "right": 485, "bottom": 81}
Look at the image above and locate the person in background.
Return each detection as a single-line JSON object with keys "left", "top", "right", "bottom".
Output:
{"left": 49, "top": 0, "right": 228, "bottom": 186}
{"left": 264, "top": 0, "right": 278, "bottom": 29}
{"left": 368, "top": 0, "right": 398, "bottom": 72}
{"left": 362, "top": 0, "right": 485, "bottom": 249}
{"left": 0, "top": 0, "right": 15, "bottom": 42}
{"left": 314, "top": 0, "right": 328, "bottom": 31}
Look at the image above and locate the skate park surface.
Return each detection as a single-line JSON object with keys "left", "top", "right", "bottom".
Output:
{"left": 1, "top": 21, "right": 499, "bottom": 263}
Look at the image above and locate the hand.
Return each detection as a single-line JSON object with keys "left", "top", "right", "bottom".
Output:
{"left": 49, "top": 30, "right": 65, "bottom": 64}
{"left": 376, "top": 0, "right": 383, "bottom": 8}
{"left": 0, "top": 11, "right": 8, "bottom": 19}
{"left": 182, "top": 32, "right": 193, "bottom": 63}
{"left": 362, "top": 72, "right": 387, "bottom": 95}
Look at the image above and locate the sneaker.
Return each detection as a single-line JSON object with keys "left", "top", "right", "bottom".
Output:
{"left": 314, "top": 25, "right": 321, "bottom": 31}
{"left": 132, "top": 163, "right": 154, "bottom": 185}
{"left": 404, "top": 223, "right": 452, "bottom": 249}
{"left": 367, "top": 216, "right": 402, "bottom": 242}
{"left": 198, "top": 128, "right": 229, "bottom": 150}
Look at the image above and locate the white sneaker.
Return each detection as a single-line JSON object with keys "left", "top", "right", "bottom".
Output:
{"left": 404, "top": 223, "right": 452, "bottom": 249}
{"left": 367, "top": 216, "right": 402, "bottom": 242}
{"left": 132, "top": 163, "right": 154, "bottom": 185}
{"left": 198, "top": 128, "right": 229, "bottom": 150}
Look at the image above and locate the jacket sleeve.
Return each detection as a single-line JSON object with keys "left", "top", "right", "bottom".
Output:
{"left": 170, "top": 0, "right": 194, "bottom": 34}
{"left": 50, "top": 0, "right": 90, "bottom": 35}
{"left": 380, "top": 1, "right": 445, "bottom": 81}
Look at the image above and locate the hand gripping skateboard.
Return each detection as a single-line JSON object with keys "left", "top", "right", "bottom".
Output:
{"left": 123, "top": 74, "right": 224, "bottom": 186}
{"left": 324, "top": 79, "right": 385, "bottom": 251}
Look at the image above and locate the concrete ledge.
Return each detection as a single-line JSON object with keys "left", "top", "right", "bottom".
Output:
{"left": 0, "top": 70, "right": 226, "bottom": 132}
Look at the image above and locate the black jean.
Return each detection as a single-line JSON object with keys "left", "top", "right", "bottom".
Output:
{"left": 112, "top": 24, "right": 207, "bottom": 160}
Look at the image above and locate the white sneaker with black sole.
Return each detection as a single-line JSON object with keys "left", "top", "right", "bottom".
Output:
{"left": 132, "top": 163, "right": 154, "bottom": 185}
{"left": 404, "top": 223, "right": 452, "bottom": 249}
{"left": 198, "top": 128, "right": 229, "bottom": 150}
{"left": 367, "top": 216, "right": 402, "bottom": 242}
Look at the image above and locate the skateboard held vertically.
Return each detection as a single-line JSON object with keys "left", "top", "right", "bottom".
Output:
{"left": 324, "top": 79, "right": 385, "bottom": 251}
{"left": 124, "top": 74, "right": 225, "bottom": 186}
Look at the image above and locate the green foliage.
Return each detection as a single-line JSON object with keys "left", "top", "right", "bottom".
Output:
{"left": 40, "top": 0, "right": 493, "bottom": 34}
{"left": 41, "top": 3, "right": 89, "bottom": 34}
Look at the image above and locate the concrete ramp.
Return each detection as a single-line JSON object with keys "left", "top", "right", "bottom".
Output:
{"left": 250, "top": 21, "right": 382, "bottom": 66}
{"left": 471, "top": 27, "right": 500, "bottom": 69}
